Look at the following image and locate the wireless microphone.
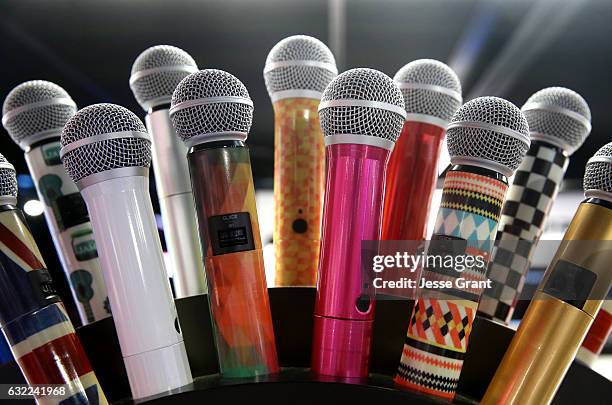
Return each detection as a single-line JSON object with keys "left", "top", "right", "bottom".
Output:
{"left": 264, "top": 35, "right": 337, "bottom": 286}
{"left": 395, "top": 97, "right": 530, "bottom": 399}
{"left": 483, "top": 143, "right": 612, "bottom": 404}
{"left": 576, "top": 299, "right": 612, "bottom": 367}
{"left": 311, "top": 68, "right": 406, "bottom": 379}
{"left": 130, "top": 45, "right": 205, "bottom": 298}
{"left": 0, "top": 153, "right": 107, "bottom": 404}
{"left": 170, "top": 69, "right": 279, "bottom": 377}
{"left": 60, "top": 104, "right": 192, "bottom": 399}
{"left": 383, "top": 59, "right": 462, "bottom": 242}
{"left": 478, "top": 87, "right": 591, "bottom": 323}
{"left": 2, "top": 80, "right": 109, "bottom": 325}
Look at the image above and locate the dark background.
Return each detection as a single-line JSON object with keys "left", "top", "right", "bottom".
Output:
{"left": 0, "top": 0, "right": 610, "bottom": 322}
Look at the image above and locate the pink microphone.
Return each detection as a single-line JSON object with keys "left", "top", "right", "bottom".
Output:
{"left": 312, "top": 68, "right": 406, "bottom": 379}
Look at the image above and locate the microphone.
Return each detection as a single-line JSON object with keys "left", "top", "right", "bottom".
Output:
{"left": 478, "top": 87, "right": 591, "bottom": 323}
{"left": 129, "top": 45, "right": 205, "bottom": 298}
{"left": 576, "top": 299, "right": 612, "bottom": 367}
{"left": 2, "top": 80, "right": 109, "bottom": 325}
{"left": 264, "top": 35, "right": 337, "bottom": 287}
{"left": 482, "top": 142, "right": 612, "bottom": 405}
{"left": 382, "top": 59, "right": 462, "bottom": 242}
{"left": 311, "top": 68, "right": 406, "bottom": 379}
{"left": 170, "top": 69, "right": 279, "bottom": 377}
{"left": 0, "top": 153, "right": 107, "bottom": 403}
{"left": 395, "top": 97, "right": 530, "bottom": 399}
{"left": 60, "top": 104, "right": 192, "bottom": 399}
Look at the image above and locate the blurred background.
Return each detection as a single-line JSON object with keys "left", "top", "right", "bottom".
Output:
{"left": 0, "top": 0, "right": 610, "bottom": 374}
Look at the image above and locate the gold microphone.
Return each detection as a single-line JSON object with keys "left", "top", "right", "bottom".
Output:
{"left": 482, "top": 142, "right": 612, "bottom": 405}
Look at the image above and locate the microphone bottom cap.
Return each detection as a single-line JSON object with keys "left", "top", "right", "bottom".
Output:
{"left": 123, "top": 340, "right": 193, "bottom": 399}
{"left": 311, "top": 315, "right": 373, "bottom": 379}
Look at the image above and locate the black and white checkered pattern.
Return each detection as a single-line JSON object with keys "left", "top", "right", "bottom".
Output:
{"left": 478, "top": 142, "right": 569, "bottom": 323}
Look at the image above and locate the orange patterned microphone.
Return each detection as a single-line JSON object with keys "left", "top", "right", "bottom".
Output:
{"left": 264, "top": 35, "right": 337, "bottom": 286}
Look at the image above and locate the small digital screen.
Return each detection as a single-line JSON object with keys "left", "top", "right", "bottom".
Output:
{"left": 218, "top": 227, "right": 248, "bottom": 248}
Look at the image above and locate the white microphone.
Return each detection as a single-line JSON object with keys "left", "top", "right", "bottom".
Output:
{"left": 60, "top": 103, "right": 192, "bottom": 399}
{"left": 129, "top": 45, "right": 205, "bottom": 298}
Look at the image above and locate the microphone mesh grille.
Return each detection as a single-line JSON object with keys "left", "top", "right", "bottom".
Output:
{"left": 130, "top": 45, "right": 197, "bottom": 110}
{"left": 584, "top": 143, "right": 612, "bottom": 195}
{"left": 0, "top": 154, "right": 17, "bottom": 200}
{"left": 2, "top": 81, "right": 76, "bottom": 149}
{"left": 170, "top": 69, "right": 253, "bottom": 142}
{"left": 523, "top": 87, "right": 591, "bottom": 154}
{"left": 446, "top": 97, "right": 529, "bottom": 174}
{"left": 61, "top": 104, "right": 151, "bottom": 184}
{"left": 394, "top": 59, "right": 461, "bottom": 122}
{"left": 264, "top": 35, "right": 336, "bottom": 96}
{"left": 319, "top": 68, "right": 405, "bottom": 142}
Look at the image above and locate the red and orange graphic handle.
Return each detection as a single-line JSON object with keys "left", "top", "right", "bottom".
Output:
{"left": 273, "top": 98, "right": 325, "bottom": 286}
{"left": 189, "top": 143, "right": 279, "bottom": 378}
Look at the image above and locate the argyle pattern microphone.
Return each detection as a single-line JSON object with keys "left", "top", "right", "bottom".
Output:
{"left": 2, "top": 81, "right": 109, "bottom": 325}
{"left": 130, "top": 45, "right": 205, "bottom": 298}
{"left": 170, "top": 69, "right": 278, "bottom": 378}
{"left": 0, "top": 153, "right": 107, "bottom": 405}
{"left": 312, "top": 68, "right": 406, "bottom": 379}
{"left": 395, "top": 97, "right": 530, "bottom": 399}
{"left": 60, "top": 104, "right": 192, "bottom": 399}
{"left": 264, "top": 35, "right": 337, "bottom": 286}
{"left": 383, "top": 59, "right": 462, "bottom": 242}
{"left": 483, "top": 142, "right": 612, "bottom": 405}
{"left": 478, "top": 87, "right": 592, "bottom": 323}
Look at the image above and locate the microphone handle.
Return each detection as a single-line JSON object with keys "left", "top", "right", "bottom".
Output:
{"left": 395, "top": 166, "right": 508, "bottom": 400}
{"left": 383, "top": 121, "right": 446, "bottom": 241}
{"left": 483, "top": 200, "right": 612, "bottom": 405}
{"left": 576, "top": 299, "right": 612, "bottom": 367}
{"left": 81, "top": 175, "right": 191, "bottom": 399}
{"left": 25, "top": 138, "right": 109, "bottom": 325}
{"left": 0, "top": 205, "right": 107, "bottom": 403}
{"left": 312, "top": 143, "right": 391, "bottom": 379}
{"left": 188, "top": 142, "right": 278, "bottom": 378}
{"left": 146, "top": 109, "right": 206, "bottom": 298}
{"left": 273, "top": 98, "right": 325, "bottom": 287}
{"left": 478, "top": 141, "right": 569, "bottom": 323}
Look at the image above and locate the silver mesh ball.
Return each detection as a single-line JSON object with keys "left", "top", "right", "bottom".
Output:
{"left": 446, "top": 96, "right": 530, "bottom": 176}
{"left": 394, "top": 59, "right": 462, "bottom": 123}
{"left": 522, "top": 87, "right": 591, "bottom": 155}
{"left": 170, "top": 69, "right": 253, "bottom": 143}
{"left": 130, "top": 45, "right": 198, "bottom": 111}
{"left": 2, "top": 80, "right": 77, "bottom": 150}
{"left": 264, "top": 35, "right": 337, "bottom": 99}
{"left": 319, "top": 68, "right": 405, "bottom": 142}
{"left": 584, "top": 143, "right": 612, "bottom": 198}
{"left": 61, "top": 104, "right": 151, "bottom": 184}
{"left": 0, "top": 153, "right": 18, "bottom": 202}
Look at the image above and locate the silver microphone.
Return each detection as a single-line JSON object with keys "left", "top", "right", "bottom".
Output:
{"left": 129, "top": 45, "right": 205, "bottom": 298}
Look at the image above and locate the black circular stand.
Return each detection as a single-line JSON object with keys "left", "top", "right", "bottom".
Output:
{"left": 0, "top": 288, "right": 609, "bottom": 404}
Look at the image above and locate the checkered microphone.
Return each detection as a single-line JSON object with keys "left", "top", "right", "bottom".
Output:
{"left": 477, "top": 87, "right": 591, "bottom": 324}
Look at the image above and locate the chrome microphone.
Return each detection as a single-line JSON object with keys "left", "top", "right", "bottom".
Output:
{"left": 383, "top": 59, "right": 462, "bottom": 240}
{"left": 312, "top": 68, "right": 406, "bottom": 379}
{"left": 130, "top": 45, "right": 205, "bottom": 298}
{"left": 2, "top": 80, "right": 109, "bottom": 325}
{"left": 264, "top": 35, "right": 337, "bottom": 287}
{"left": 395, "top": 97, "right": 530, "bottom": 399}
{"left": 170, "top": 69, "right": 279, "bottom": 377}
{"left": 483, "top": 142, "right": 612, "bottom": 405}
{"left": 478, "top": 87, "right": 591, "bottom": 323}
{"left": 60, "top": 104, "right": 192, "bottom": 399}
